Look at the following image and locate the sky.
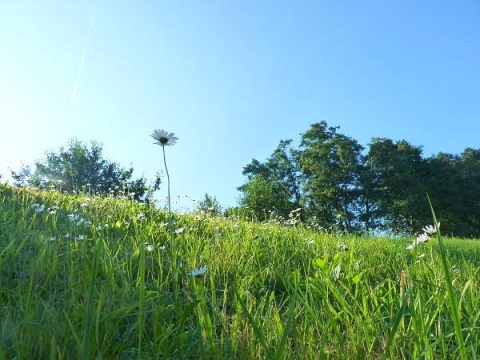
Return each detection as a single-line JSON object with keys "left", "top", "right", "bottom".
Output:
{"left": 1, "top": 1, "right": 479, "bottom": 210}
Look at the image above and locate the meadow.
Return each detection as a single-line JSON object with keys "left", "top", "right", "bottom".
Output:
{"left": 1, "top": 183, "right": 479, "bottom": 359}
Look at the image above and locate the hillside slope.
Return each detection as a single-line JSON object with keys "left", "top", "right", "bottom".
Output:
{"left": 1, "top": 184, "right": 479, "bottom": 358}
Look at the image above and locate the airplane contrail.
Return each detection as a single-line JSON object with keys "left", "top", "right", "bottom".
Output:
{"left": 70, "top": 1, "right": 98, "bottom": 103}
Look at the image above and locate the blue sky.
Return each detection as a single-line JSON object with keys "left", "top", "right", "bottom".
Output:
{"left": 1, "top": 1, "right": 479, "bottom": 210}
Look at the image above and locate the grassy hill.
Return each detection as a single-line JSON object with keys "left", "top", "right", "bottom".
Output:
{"left": 1, "top": 183, "right": 479, "bottom": 359}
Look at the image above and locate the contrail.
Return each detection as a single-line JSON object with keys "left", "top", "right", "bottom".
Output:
{"left": 70, "top": 1, "right": 98, "bottom": 103}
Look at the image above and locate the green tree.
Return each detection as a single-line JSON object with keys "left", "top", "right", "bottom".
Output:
{"left": 298, "top": 122, "right": 364, "bottom": 232}
{"left": 10, "top": 139, "right": 161, "bottom": 202}
{"left": 453, "top": 148, "right": 480, "bottom": 237}
{"left": 365, "top": 138, "right": 429, "bottom": 234}
{"left": 238, "top": 175, "right": 294, "bottom": 221}
{"left": 357, "top": 159, "right": 382, "bottom": 232}
{"left": 238, "top": 140, "right": 301, "bottom": 220}
{"left": 197, "top": 193, "right": 222, "bottom": 215}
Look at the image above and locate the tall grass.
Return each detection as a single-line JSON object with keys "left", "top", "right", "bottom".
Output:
{"left": 0, "top": 183, "right": 479, "bottom": 358}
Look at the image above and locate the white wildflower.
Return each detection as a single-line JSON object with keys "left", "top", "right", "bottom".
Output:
{"left": 332, "top": 265, "right": 341, "bottom": 280}
{"left": 68, "top": 213, "right": 79, "bottom": 222}
{"left": 416, "top": 232, "right": 430, "bottom": 244}
{"left": 190, "top": 266, "right": 207, "bottom": 277}
{"left": 31, "top": 203, "right": 45, "bottom": 213}
{"left": 151, "top": 129, "right": 179, "bottom": 146}
{"left": 174, "top": 227, "right": 185, "bottom": 235}
{"left": 76, "top": 218, "right": 91, "bottom": 226}
{"left": 422, "top": 224, "right": 439, "bottom": 235}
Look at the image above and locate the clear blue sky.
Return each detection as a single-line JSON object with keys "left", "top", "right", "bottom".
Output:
{"left": 1, "top": 1, "right": 479, "bottom": 210}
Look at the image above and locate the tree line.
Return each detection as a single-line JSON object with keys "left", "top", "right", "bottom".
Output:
{"left": 10, "top": 139, "right": 161, "bottom": 203}
{"left": 238, "top": 121, "right": 480, "bottom": 237}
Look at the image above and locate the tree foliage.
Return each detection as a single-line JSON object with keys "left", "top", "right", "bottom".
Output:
{"left": 197, "top": 193, "right": 222, "bottom": 215}
{"left": 11, "top": 139, "right": 161, "bottom": 202}
{"left": 298, "top": 122, "right": 364, "bottom": 232}
{"left": 238, "top": 121, "right": 480, "bottom": 237}
{"left": 238, "top": 140, "right": 301, "bottom": 220}
{"left": 364, "top": 138, "right": 429, "bottom": 233}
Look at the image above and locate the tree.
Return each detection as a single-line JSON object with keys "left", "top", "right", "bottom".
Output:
{"left": 453, "top": 148, "right": 480, "bottom": 237}
{"left": 197, "top": 193, "right": 222, "bottom": 215}
{"left": 238, "top": 140, "right": 301, "bottom": 220}
{"left": 298, "top": 122, "right": 364, "bottom": 232}
{"left": 357, "top": 159, "right": 382, "bottom": 232}
{"left": 237, "top": 121, "right": 480, "bottom": 237}
{"left": 10, "top": 139, "right": 161, "bottom": 202}
{"left": 365, "top": 138, "right": 429, "bottom": 234}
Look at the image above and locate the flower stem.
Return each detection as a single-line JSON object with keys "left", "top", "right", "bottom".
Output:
{"left": 162, "top": 145, "right": 174, "bottom": 234}
{"left": 162, "top": 145, "right": 171, "bottom": 215}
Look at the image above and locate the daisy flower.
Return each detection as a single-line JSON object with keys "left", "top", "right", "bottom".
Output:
{"left": 189, "top": 266, "right": 207, "bottom": 277}
{"left": 151, "top": 129, "right": 178, "bottom": 146}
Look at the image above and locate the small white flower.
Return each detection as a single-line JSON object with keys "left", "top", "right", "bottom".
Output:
{"left": 174, "top": 227, "right": 185, "bottom": 234}
{"left": 332, "top": 265, "right": 341, "bottom": 280}
{"left": 189, "top": 266, "right": 207, "bottom": 277}
{"left": 159, "top": 245, "right": 166, "bottom": 250}
{"left": 77, "top": 235, "right": 86, "bottom": 240}
{"left": 305, "top": 238, "right": 314, "bottom": 245}
{"left": 151, "top": 129, "right": 178, "bottom": 146}
{"left": 337, "top": 242, "right": 348, "bottom": 251}
{"left": 422, "top": 224, "right": 438, "bottom": 235}
{"left": 76, "top": 218, "right": 91, "bottom": 226}
{"left": 137, "top": 213, "right": 145, "bottom": 219}
{"left": 406, "top": 244, "right": 415, "bottom": 250}
{"left": 31, "top": 203, "right": 45, "bottom": 213}
{"left": 47, "top": 236, "right": 57, "bottom": 242}
{"left": 416, "top": 233, "right": 430, "bottom": 244}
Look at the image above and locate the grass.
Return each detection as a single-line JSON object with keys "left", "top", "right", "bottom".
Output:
{"left": 0, "top": 183, "right": 479, "bottom": 359}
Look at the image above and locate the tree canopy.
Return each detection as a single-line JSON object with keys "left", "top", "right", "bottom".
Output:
{"left": 238, "top": 121, "right": 480, "bottom": 237}
{"left": 11, "top": 139, "right": 161, "bottom": 202}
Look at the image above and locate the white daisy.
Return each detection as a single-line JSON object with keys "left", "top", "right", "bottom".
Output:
{"left": 190, "top": 266, "right": 207, "bottom": 277}
{"left": 174, "top": 227, "right": 185, "bottom": 235}
{"left": 422, "top": 223, "right": 440, "bottom": 235}
{"left": 151, "top": 129, "right": 178, "bottom": 146}
{"left": 416, "top": 233, "right": 431, "bottom": 244}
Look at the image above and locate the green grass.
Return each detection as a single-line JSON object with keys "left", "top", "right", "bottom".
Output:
{"left": 1, "top": 183, "right": 479, "bottom": 359}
